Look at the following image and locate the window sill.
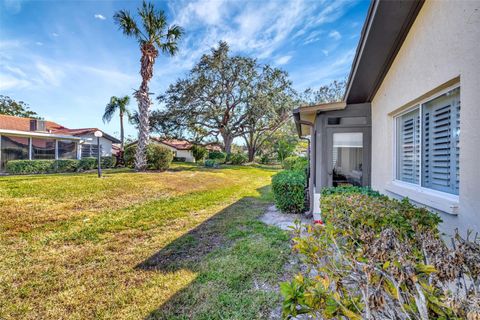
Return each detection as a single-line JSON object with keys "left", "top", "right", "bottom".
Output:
{"left": 386, "top": 181, "right": 459, "bottom": 215}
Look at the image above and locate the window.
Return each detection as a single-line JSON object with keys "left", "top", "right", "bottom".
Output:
{"left": 332, "top": 132, "right": 363, "bottom": 187}
{"left": 395, "top": 87, "right": 460, "bottom": 195}
{"left": 81, "top": 144, "right": 100, "bottom": 158}
{"left": 32, "top": 138, "right": 56, "bottom": 159}
{"left": 58, "top": 140, "right": 77, "bottom": 159}
{"left": 0, "top": 136, "right": 29, "bottom": 170}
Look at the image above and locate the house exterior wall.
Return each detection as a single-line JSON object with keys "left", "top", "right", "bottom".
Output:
{"left": 151, "top": 141, "right": 195, "bottom": 162}
{"left": 79, "top": 133, "right": 113, "bottom": 157}
{"left": 371, "top": 1, "right": 480, "bottom": 236}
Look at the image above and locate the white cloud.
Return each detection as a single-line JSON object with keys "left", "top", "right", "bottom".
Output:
{"left": 322, "top": 50, "right": 329, "bottom": 56}
{"left": 0, "top": 75, "right": 30, "bottom": 90}
{"left": 35, "top": 41, "right": 43, "bottom": 46}
{"left": 167, "top": 0, "right": 352, "bottom": 66}
{"left": 3, "top": 0, "right": 22, "bottom": 14}
{"left": 51, "top": 32, "right": 59, "bottom": 37}
{"left": 36, "top": 62, "right": 64, "bottom": 87}
{"left": 328, "top": 30, "right": 342, "bottom": 40}
{"left": 94, "top": 14, "right": 106, "bottom": 20}
{"left": 275, "top": 55, "right": 292, "bottom": 65}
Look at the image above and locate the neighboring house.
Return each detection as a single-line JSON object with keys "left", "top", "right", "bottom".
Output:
{"left": 128, "top": 138, "right": 223, "bottom": 163}
{"left": 294, "top": 0, "right": 480, "bottom": 236}
{"left": 153, "top": 138, "right": 196, "bottom": 162}
{"left": 0, "top": 114, "right": 120, "bottom": 171}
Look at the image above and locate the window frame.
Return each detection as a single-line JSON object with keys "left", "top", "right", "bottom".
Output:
{"left": 390, "top": 84, "right": 460, "bottom": 214}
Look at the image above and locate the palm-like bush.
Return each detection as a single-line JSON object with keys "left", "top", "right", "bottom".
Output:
{"left": 114, "top": 1, "right": 183, "bottom": 170}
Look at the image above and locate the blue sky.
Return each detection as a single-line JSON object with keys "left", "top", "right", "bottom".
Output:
{"left": 0, "top": 0, "right": 370, "bottom": 138}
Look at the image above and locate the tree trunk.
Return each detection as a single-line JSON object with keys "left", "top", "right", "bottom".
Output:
{"left": 119, "top": 111, "right": 124, "bottom": 150}
{"left": 245, "top": 132, "right": 256, "bottom": 162}
{"left": 222, "top": 133, "right": 233, "bottom": 155}
{"left": 248, "top": 147, "right": 256, "bottom": 162}
{"left": 134, "top": 43, "right": 158, "bottom": 171}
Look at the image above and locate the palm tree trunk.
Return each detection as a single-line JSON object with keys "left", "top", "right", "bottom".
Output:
{"left": 120, "top": 111, "right": 124, "bottom": 150}
{"left": 134, "top": 43, "right": 158, "bottom": 171}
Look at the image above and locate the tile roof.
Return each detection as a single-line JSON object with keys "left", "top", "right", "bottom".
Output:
{"left": 0, "top": 114, "right": 120, "bottom": 143}
{"left": 152, "top": 137, "right": 193, "bottom": 150}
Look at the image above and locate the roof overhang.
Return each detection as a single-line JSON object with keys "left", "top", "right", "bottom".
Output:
{"left": 344, "top": 0, "right": 424, "bottom": 104}
{"left": 0, "top": 129, "right": 81, "bottom": 140}
{"left": 293, "top": 101, "right": 346, "bottom": 137}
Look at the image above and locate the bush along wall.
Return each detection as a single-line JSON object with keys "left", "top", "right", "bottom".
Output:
{"left": 271, "top": 170, "right": 306, "bottom": 213}
{"left": 272, "top": 155, "right": 309, "bottom": 214}
{"left": 281, "top": 187, "right": 480, "bottom": 319}
{"left": 6, "top": 157, "right": 115, "bottom": 175}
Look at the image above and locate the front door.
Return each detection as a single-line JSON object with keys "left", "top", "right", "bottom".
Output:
{"left": 326, "top": 127, "right": 370, "bottom": 187}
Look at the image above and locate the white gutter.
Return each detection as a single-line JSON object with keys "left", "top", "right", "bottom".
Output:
{"left": 0, "top": 129, "right": 81, "bottom": 140}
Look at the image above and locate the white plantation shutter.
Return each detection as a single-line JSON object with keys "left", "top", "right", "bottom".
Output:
{"left": 422, "top": 88, "right": 460, "bottom": 194}
{"left": 396, "top": 108, "right": 420, "bottom": 184}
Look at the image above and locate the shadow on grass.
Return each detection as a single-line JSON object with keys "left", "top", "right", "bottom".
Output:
{"left": 136, "top": 185, "right": 290, "bottom": 319}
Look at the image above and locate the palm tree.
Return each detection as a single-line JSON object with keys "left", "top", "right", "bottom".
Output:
{"left": 114, "top": 1, "right": 183, "bottom": 171}
{"left": 102, "top": 95, "right": 131, "bottom": 150}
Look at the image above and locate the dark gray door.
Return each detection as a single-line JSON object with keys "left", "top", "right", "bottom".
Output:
{"left": 326, "top": 127, "right": 371, "bottom": 187}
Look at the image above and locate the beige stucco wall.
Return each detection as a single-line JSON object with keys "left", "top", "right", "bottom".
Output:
{"left": 371, "top": 1, "right": 480, "bottom": 236}
{"left": 151, "top": 141, "right": 195, "bottom": 162}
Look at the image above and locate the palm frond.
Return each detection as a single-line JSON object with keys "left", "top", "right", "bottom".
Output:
{"left": 118, "top": 95, "right": 131, "bottom": 113}
{"left": 113, "top": 10, "right": 143, "bottom": 40}
{"left": 158, "top": 25, "right": 183, "bottom": 55}
{"left": 103, "top": 97, "right": 118, "bottom": 123}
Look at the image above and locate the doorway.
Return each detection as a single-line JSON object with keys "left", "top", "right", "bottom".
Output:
{"left": 327, "top": 127, "right": 370, "bottom": 187}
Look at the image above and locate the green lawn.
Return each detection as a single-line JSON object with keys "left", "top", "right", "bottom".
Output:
{"left": 0, "top": 164, "right": 290, "bottom": 319}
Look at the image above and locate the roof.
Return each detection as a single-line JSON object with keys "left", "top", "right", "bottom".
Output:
{"left": 293, "top": 102, "right": 346, "bottom": 137}
{"left": 344, "top": 0, "right": 424, "bottom": 104}
{"left": 153, "top": 138, "right": 193, "bottom": 150}
{"left": 128, "top": 137, "right": 223, "bottom": 152}
{"left": 0, "top": 114, "right": 120, "bottom": 143}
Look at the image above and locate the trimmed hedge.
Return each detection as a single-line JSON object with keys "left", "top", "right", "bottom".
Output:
{"left": 282, "top": 156, "right": 308, "bottom": 172}
{"left": 321, "top": 189, "right": 441, "bottom": 237}
{"left": 321, "top": 185, "right": 381, "bottom": 197}
{"left": 271, "top": 170, "right": 306, "bottom": 213}
{"left": 6, "top": 157, "right": 115, "bottom": 174}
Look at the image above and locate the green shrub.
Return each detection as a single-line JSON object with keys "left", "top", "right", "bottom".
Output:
{"left": 271, "top": 170, "right": 306, "bottom": 213}
{"left": 54, "top": 159, "right": 79, "bottom": 172}
{"left": 101, "top": 156, "right": 115, "bottom": 168}
{"left": 282, "top": 156, "right": 308, "bottom": 172}
{"left": 146, "top": 144, "right": 173, "bottom": 171}
{"left": 173, "top": 157, "right": 186, "bottom": 162}
{"left": 124, "top": 144, "right": 136, "bottom": 167}
{"left": 78, "top": 157, "right": 97, "bottom": 171}
{"left": 229, "top": 152, "right": 248, "bottom": 165}
{"left": 281, "top": 193, "right": 465, "bottom": 319}
{"left": 321, "top": 193, "right": 441, "bottom": 239}
{"left": 321, "top": 185, "right": 381, "bottom": 197}
{"left": 6, "top": 160, "right": 54, "bottom": 174}
{"left": 124, "top": 143, "right": 173, "bottom": 170}
{"left": 191, "top": 145, "right": 208, "bottom": 161}
{"left": 204, "top": 159, "right": 217, "bottom": 168}
{"left": 259, "top": 154, "right": 274, "bottom": 164}
{"left": 208, "top": 151, "right": 226, "bottom": 162}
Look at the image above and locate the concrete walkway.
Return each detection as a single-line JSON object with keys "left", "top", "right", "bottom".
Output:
{"left": 259, "top": 205, "right": 311, "bottom": 231}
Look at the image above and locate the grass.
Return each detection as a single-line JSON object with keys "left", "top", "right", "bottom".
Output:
{"left": 0, "top": 163, "right": 290, "bottom": 319}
